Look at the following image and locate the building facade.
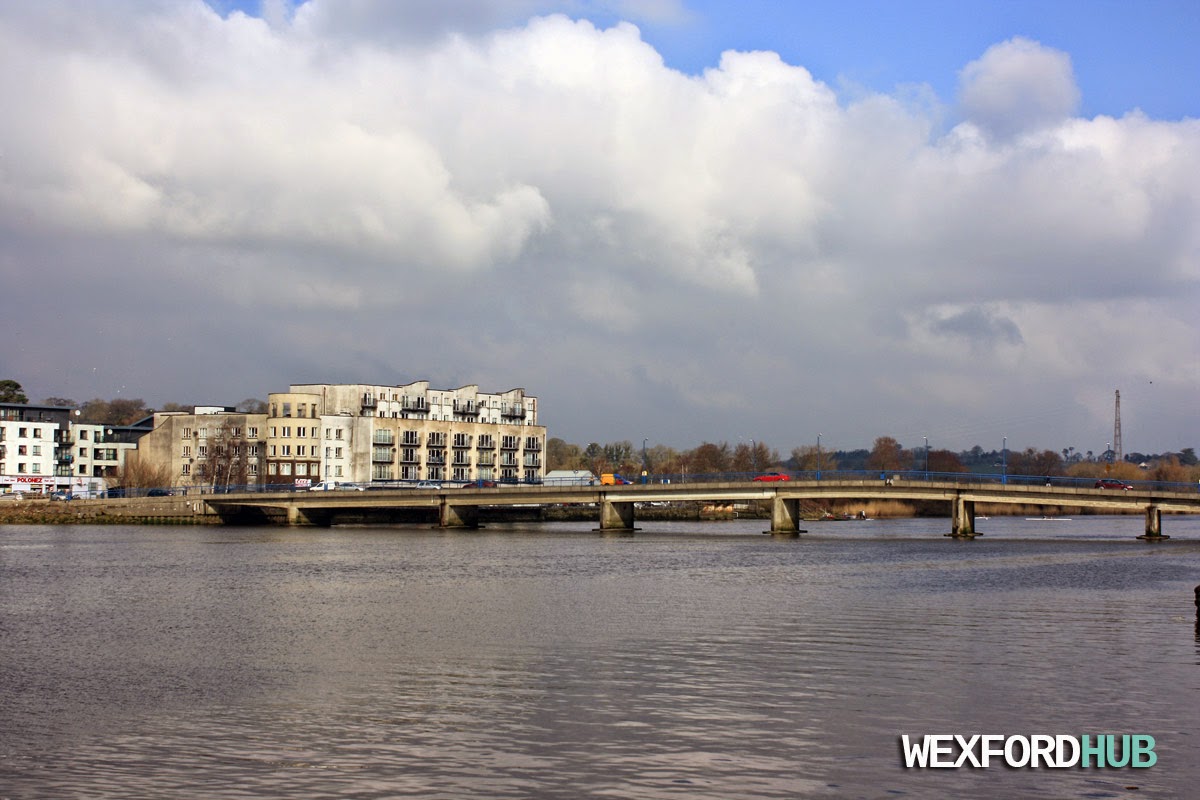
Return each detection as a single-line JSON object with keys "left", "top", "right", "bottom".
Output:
{"left": 265, "top": 382, "right": 545, "bottom": 487}
{"left": 127, "top": 407, "right": 267, "bottom": 492}
{"left": 0, "top": 403, "right": 149, "bottom": 496}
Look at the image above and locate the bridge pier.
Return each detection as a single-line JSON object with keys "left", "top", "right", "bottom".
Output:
{"left": 1137, "top": 505, "right": 1170, "bottom": 541}
{"left": 597, "top": 499, "right": 637, "bottom": 532}
{"left": 946, "top": 496, "right": 979, "bottom": 539}
{"left": 768, "top": 497, "right": 806, "bottom": 535}
{"left": 287, "top": 506, "right": 331, "bottom": 527}
{"left": 439, "top": 501, "right": 480, "bottom": 529}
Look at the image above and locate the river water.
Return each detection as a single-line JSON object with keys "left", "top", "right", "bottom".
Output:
{"left": 2, "top": 516, "right": 1199, "bottom": 799}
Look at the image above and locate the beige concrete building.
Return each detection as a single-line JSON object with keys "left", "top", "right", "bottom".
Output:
{"left": 266, "top": 382, "right": 545, "bottom": 487}
{"left": 128, "top": 407, "right": 267, "bottom": 492}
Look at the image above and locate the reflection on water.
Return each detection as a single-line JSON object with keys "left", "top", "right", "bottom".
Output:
{"left": 2, "top": 516, "right": 1199, "bottom": 799}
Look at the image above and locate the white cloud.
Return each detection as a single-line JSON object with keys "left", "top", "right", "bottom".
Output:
{"left": 0, "top": 3, "right": 1196, "bottom": 453}
{"left": 957, "top": 37, "right": 1081, "bottom": 141}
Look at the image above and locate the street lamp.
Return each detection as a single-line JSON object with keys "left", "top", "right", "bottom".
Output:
{"left": 1002, "top": 436, "right": 1007, "bottom": 485}
{"left": 642, "top": 438, "right": 648, "bottom": 484}
{"left": 924, "top": 436, "right": 929, "bottom": 480}
{"left": 816, "top": 433, "right": 822, "bottom": 481}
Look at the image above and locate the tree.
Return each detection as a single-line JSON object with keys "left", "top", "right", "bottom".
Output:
{"left": 927, "top": 449, "right": 966, "bottom": 473}
{"left": 0, "top": 379, "right": 28, "bottom": 403}
{"left": 158, "top": 402, "right": 192, "bottom": 412}
{"left": 78, "top": 397, "right": 152, "bottom": 425}
{"left": 546, "top": 437, "right": 584, "bottom": 471}
{"left": 866, "top": 437, "right": 906, "bottom": 472}
{"left": 193, "top": 419, "right": 252, "bottom": 491}
{"left": 42, "top": 396, "right": 77, "bottom": 407}
{"left": 791, "top": 445, "right": 837, "bottom": 473}
{"left": 120, "top": 457, "right": 174, "bottom": 491}
{"left": 1180, "top": 448, "right": 1198, "bottom": 467}
{"left": 236, "top": 398, "right": 268, "bottom": 413}
{"left": 689, "top": 442, "right": 731, "bottom": 475}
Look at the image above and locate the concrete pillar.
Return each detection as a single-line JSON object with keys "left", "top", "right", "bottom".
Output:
{"left": 769, "top": 497, "right": 804, "bottom": 535}
{"left": 287, "top": 505, "right": 329, "bottom": 527}
{"left": 1138, "top": 506, "right": 1169, "bottom": 541}
{"left": 598, "top": 500, "right": 636, "bottom": 531}
{"left": 948, "top": 496, "right": 978, "bottom": 538}
{"left": 440, "top": 501, "right": 480, "bottom": 529}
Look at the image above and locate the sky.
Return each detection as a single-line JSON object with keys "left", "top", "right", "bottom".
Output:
{"left": 1, "top": 1, "right": 1197, "bottom": 458}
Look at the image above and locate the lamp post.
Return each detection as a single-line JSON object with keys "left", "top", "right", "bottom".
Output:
{"left": 924, "top": 436, "right": 929, "bottom": 480}
{"left": 642, "top": 438, "right": 649, "bottom": 484}
{"left": 1002, "top": 436, "right": 1007, "bottom": 485}
{"left": 816, "top": 433, "right": 822, "bottom": 481}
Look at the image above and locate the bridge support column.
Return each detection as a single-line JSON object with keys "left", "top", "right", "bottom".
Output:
{"left": 947, "top": 496, "right": 979, "bottom": 538}
{"left": 1137, "top": 505, "right": 1169, "bottom": 541}
{"left": 287, "top": 506, "right": 330, "bottom": 527}
{"left": 768, "top": 497, "right": 806, "bottom": 535}
{"left": 439, "top": 502, "right": 480, "bottom": 529}
{"left": 598, "top": 500, "right": 637, "bottom": 532}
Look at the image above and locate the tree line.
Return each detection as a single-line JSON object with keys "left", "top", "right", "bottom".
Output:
{"left": 548, "top": 435, "right": 1200, "bottom": 485}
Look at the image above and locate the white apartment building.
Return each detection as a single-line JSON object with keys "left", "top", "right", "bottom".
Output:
{"left": 266, "top": 381, "right": 546, "bottom": 487}
{"left": 0, "top": 410, "right": 59, "bottom": 495}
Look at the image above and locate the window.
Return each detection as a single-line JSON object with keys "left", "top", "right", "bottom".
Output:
{"left": 31, "top": 464, "right": 40, "bottom": 474}
{"left": 297, "top": 446, "right": 306, "bottom": 457}
{"left": 282, "top": 426, "right": 291, "bottom": 438}
{"left": 269, "top": 445, "right": 276, "bottom": 457}
{"left": 298, "top": 405, "right": 307, "bottom": 418}
{"left": 79, "top": 430, "right": 89, "bottom": 440}
{"left": 248, "top": 427, "right": 258, "bottom": 438}
{"left": 248, "top": 464, "right": 258, "bottom": 475}
{"left": 281, "top": 445, "right": 291, "bottom": 457}
{"left": 181, "top": 463, "right": 191, "bottom": 475}
{"left": 200, "top": 428, "right": 208, "bottom": 439}
{"left": 182, "top": 446, "right": 191, "bottom": 457}
{"left": 296, "top": 463, "right": 308, "bottom": 475}
{"left": 297, "top": 427, "right": 306, "bottom": 438}
{"left": 282, "top": 403, "right": 292, "bottom": 417}
{"left": 19, "top": 428, "right": 27, "bottom": 437}
{"left": 249, "top": 445, "right": 259, "bottom": 457}
{"left": 281, "top": 463, "right": 292, "bottom": 476}
{"left": 311, "top": 427, "right": 318, "bottom": 438}
{"left": 269, "top": 427, "right": 276, "bottom": 438}
{"left": 79, "top": 447, "right": 86, "bottom": 457}
{"left": 335, "top": 447, "right": 343, "bottom": 459}
{"left": 198, "top": 446, "right": 207, "bottom": 458}
{"left": 335, "top": 428, "right": 343, "bottom": 440}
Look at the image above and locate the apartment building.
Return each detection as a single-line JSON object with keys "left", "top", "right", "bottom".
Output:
{"left": 266, "top": 382, "right": 545, "bottom": 486}
{"left": 127, "top": 407, "right": 267, "bottom": 491}
{"left": 0, "top": 403, "right": 150, "bottom": 495}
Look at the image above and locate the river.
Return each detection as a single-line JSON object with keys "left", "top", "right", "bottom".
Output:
{"left": 2, "top": 516, "right": 1199, "bottom": 799}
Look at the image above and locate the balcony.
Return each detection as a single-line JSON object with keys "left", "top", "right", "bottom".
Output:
{"left": 361, "top": 394, "right": 377, "bottom": 408}
{"left": 402, "top": 397, "right": 428, "bottom": 412}
{"left": 453, "top": 401, "right": 480, "bottom": 415}
{"left": 373, "top": 431, "right": 395, "bottom": 445}
{"left": 501, "top": 404, "right": 526, "bottom": 418}
{"left": 372, "top": 447, "right": 394, "bottom": 463}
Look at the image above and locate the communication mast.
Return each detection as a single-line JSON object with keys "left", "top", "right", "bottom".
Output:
{"left": 1112, "top": 389, "right": 1122, "bottom": 462}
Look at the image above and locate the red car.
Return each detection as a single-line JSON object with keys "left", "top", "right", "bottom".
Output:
{"left": 1094, "top": 478, "right": 1132, "bottom": 490}
{"left": 752, "top": 472, "right": 791, "bottom": 482}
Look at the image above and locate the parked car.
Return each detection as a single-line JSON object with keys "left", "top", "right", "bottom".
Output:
{"left": 1095, "top": 478, "right": 1133, "bottom": 490}
{"left": 752, "top": 472, "right": 791, "bottom": 482}
{"left": 147, "top": 488, "right": 171, "bottom": 497}
{"left": 414, "top": 481, "right": 442, "bottom": 490}
{"left": 51, "top": 490, "right": 73, "bottom": 501}
{"left": 600, "top": 473, "right": 633, "bottom": 485}
{"left": 463, "top": 479, "right": 497, "bottom": 488}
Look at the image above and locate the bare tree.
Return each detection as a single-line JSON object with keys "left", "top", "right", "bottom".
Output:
{"left": 866, "top": 436, "right": 907, "bottom": 472}
{"left": 193, "top": 419, "right": 251, "bottom": 492}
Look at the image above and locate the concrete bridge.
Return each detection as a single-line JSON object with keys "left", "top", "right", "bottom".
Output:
{"left": 200, "top": 478, "right": 1200, "bottom": 540}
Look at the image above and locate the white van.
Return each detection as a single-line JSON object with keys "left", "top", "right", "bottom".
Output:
{"left": 308, "top": 481, "right": 364, "bottom": 492}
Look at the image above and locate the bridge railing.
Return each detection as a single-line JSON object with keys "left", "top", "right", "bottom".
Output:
{"left": 86, "top": 472, "right": 1198, "bottom": 499}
